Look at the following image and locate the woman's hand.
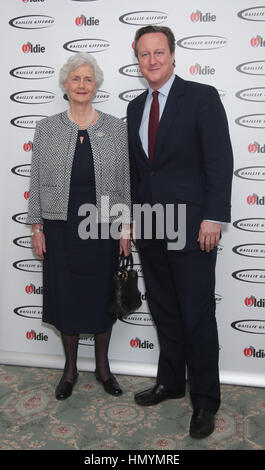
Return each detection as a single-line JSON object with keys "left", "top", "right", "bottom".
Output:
{"left": 119, "top": 225, "right": 131, "bottom": 257}
{"left": 31, "top": 225, "right": 46, "bottom": 260}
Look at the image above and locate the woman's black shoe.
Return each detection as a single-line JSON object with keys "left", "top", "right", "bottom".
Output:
{"left": 55, "top": 373, "right": 78, "bottom": 400}
{"left": 95, "top": 373, "right": 123, "bottom": 396}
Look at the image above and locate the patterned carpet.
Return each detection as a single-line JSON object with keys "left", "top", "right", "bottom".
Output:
{"left": 0, "top": 364, "right": 265, "bottom": 451}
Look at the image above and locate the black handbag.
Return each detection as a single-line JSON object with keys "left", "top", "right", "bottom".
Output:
{"left": 109, "top": 254, "right": 142, "bottom": 319}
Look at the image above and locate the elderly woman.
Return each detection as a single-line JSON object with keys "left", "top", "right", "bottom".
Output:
{"left": 27, "top": 52, "right": 131, "bottom": 400}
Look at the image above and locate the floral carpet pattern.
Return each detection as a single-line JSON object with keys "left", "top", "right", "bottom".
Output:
{"left": 0, "top": 364, "right": 265, "bottom": 450}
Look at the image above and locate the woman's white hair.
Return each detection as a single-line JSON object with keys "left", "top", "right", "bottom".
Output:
{"left": 59, "top": 52, "right": 104, "bottom": 94}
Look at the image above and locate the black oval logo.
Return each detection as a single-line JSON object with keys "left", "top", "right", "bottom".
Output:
{"left": 11, "top": 164, "right": 31, "bottom": 178}
{"left": 14, "top": 306, "right": 42, "bottom": 320}
{"left": 237, "top": 7, "right": 265, "bottom": 22}
{"left": 234, "top": 166, "right": 265, "bottom": 181}
{"left": 10, "top": 65, "right": 55, "bottom": 80}
{"left": 9, "top": 15, "right": 55, "bottom": 29}
{"left": 233, "top": 218, "right": 265, "bottom": 232}
{"left": 13, "top": 259, "right": 42, "bottom": 273}
{"left": 231, "top": 320, "right": 265, "bottom": 334}
{"left": 10, "top": 115, "right": 46, "bottom": 129}
{"left": 232, "top": 244, "right": 265, "bottom": 258}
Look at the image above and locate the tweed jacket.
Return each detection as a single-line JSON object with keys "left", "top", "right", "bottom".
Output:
{"left": 27, "top": 110, "right": 131, "bottom": 225}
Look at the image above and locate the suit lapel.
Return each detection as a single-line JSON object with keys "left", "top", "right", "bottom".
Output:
{"left": 153, "top": 75, "right": 185, "bottom": 165}
{"left": 132, "top": 90, "right": 148, "bottom": 161}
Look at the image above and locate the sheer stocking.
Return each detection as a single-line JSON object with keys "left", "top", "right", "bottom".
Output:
{"left": 61, "top": 333, "right": 79, "bottom": 383}
{"left": 94, "top": 327, "right": 112, "bottom": 382}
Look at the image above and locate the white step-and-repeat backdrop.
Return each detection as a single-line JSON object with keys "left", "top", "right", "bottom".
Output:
{"left": 0, "top": 0, "right": 265, "bottom": 387}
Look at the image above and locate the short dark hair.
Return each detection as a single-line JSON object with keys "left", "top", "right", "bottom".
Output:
{"left": 133, "top": 26, "right": 176, "bottom": 58}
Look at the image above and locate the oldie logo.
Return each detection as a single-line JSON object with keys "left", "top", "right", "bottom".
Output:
{"left": 233, "top": 218, "right": 265, "bottom": 232}
{"left": 21, "top": 42, "right": 45, "bottom": 53}
{"left": 246, "top": 193, "right": 265, "bottom": 205}
{"left": 119, "top": 64, "right": 143, "bottom": 78}
{"left": 10, "top": 115, "right": 46, "bottom": 129}
{"left": 250, "top": 35, "right": 265, "bottom": 47}
{"left": 75, "top": 15, "right": 99, "bottom": 26}
{"left": 9, "top": 15, "right": 55, "bottom": 29}
{"left": 232, "top": 269, "right": 265, "bottom": 283}
{"left": 13, "top": 235, "right": 32, "bottom": 249}
{"left": 248, "top": 142, "right": 265, "bottom": 154}
{"left": 13, "top": 259, "right": 43, "bottom": 273}
{"left": 189, "top": 63, "right": 215, "bottom": 75}
{"left": 177, "top": 35, "right": 227, "bottom": 50}
{"left": 130, "top": 337, "right": 154, "bottom": 349}
{"left": 236, "top": 87, "right": 265, "bottom": 102}
{"left": 238, "top": 7, "right": 265, "bottom": 21}
{"left": 119, "top": 89, "right": 146, "bottom": 102}
{"left": 119, "top": 11, "right": 168, "bottom": 25}
{"left": 10, "top": 90, "right": 55, "bottom": 104}
{"left": 232, "top": 244, "right": 265, "bottom": 258}
{"left": 190, "top": 11, "right": 216, "bottom": 22}
{"left": 11, "top": 164, "right": 31, "bottom": 178}
{"left": 234, "top": 166, "right": 265, "bottom": 181}
{"left": 244, "top": 346, "right": 265, "bottom": 358}
{"left": 26, "top": 330, "right": 48, "bottom": 341}
{"left": 63, "top": 39, "right": 110, "bottom": 53}
{"left": 14, "top": 306, "right": 42, "bottom": 320}
{"left": 231, "top": 320, "right": 265, "bottom": 334}
{"left": 25, "top": 284, "right": 43, "bottom": 294}
{"left": 235, "top": 114, "right": 265, "bottom": 128}
{"left": 244, "top": 296, "right": 265, "bottom": 307}
{"left": 236, "top": 60, "right": 265, "bottom": 75}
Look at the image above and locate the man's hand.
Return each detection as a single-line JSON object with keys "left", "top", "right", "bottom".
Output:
{"left": 197, "top": 220, "right": 221, "bottom": 252}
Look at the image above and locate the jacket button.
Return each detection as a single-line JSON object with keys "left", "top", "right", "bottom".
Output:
{"left": 151, "top": 171, "right": 156, "bottom": 176}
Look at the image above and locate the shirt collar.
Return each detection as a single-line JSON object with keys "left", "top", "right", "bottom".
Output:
{"left": 147, "top": 73, "right": 175, "bottom": 98}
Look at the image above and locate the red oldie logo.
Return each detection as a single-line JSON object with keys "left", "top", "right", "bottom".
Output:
{"left": 130, "top": 337, "right": 140, "bottom": 348}
{"left": 248, "top": 142, "right": 265, "bottom": 153}
{"left": 190, "top": 10, "right": 216, "bottom": 22}
{"left": 244, "top": 346, "right": 265, "bottom": 358}
{"left": 247, "top": 194, "right": 257, "bottom": 205}
{"left": 23, "top": 141, "right": 33, "bottom": 152}
{"left": 244, "top": 346, "right": 254, "bottom": 357}
{"left": 244, "top": 296, "right": 265, "bottom": 307}
{"left": 250, "top": 36, "right": 264, "bottom": 47}
{"left": 75, "top": 15, "right": 99, "bottom": 26}
{"left": 244, "top": 296, "right": 255, "bottom": 306}
{"left": 26, "top": 330, "right": 48, "bottom": 341}
{"left": 246, "top": 193, "right": 265, "bottom": 205}
{"left": 25, "top": 284, "right": 34, "bottom": 294}
{"left": 130, "top": 337, "right": 154, "bottom": 349}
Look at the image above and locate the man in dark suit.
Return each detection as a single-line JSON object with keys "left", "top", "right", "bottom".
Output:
{"left": 127, "top": 26, "right": 233, "bottom": 438}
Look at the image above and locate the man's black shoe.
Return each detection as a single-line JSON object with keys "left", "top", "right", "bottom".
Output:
{"left": 134, "top": 384, "right": 185, "bottom": 406}
{"left": 189, "top": 409, "right": 215, "bottom": 438}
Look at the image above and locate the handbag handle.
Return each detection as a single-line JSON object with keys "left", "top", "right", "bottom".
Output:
{"left": 119, "top": 253, "right": 134, "bottom": 270}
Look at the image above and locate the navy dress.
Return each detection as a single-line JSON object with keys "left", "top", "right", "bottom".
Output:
{"left": 42, "top": 130, "right": 119, "bottom": 334}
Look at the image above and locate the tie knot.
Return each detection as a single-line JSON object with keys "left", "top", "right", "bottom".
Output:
{"left": 152, "top": 90, "right": 159, "bottom": 99}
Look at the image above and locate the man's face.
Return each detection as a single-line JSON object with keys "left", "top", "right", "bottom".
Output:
{"left": 137, "top": 32, "right": 175, "bottom": 90}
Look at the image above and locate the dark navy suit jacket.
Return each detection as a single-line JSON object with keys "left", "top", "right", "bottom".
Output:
{"left": 127, "top": 75, "right": 233, "bottom": 250}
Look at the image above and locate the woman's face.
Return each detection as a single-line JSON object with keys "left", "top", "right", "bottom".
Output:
{"left": 65, "top": 64, "right": 97, "bottom": 104}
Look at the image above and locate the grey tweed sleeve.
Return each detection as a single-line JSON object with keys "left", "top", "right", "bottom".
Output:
{"left": 26, "top": 123, "right": 43, "bottom": 225}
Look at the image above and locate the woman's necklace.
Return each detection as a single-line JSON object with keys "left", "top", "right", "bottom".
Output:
{"left": 68, "top": 107, "right": 96, "bottom": 129}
